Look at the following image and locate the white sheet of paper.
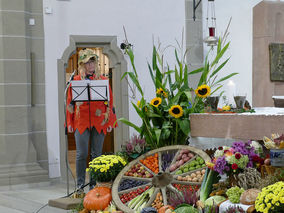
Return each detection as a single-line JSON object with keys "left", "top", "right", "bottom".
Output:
{"left": 71, "top": 80, "right": 90, "bottom": 101}
{"left": 89, "top": 79, "right": 110, "bottom": 101}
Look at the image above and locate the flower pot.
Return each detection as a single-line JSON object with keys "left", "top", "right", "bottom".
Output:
{"left": 270, "top": 149, "right": 284, "bottom": 167}
{"left": 96, "top": 181, "right": 113, "bottom": 188}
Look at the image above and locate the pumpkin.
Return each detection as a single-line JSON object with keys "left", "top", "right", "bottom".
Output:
{"left": 83, "top": 187, "right": 112, "bottom": 210}
{"left": 158, "top": 205, "right": 174, "bottom": 213}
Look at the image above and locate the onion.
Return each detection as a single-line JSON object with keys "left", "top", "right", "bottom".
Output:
{"left": 264, "top": 158, "right": 271, "bottom": 165}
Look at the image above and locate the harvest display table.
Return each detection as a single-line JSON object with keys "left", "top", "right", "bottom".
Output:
{"left": 190, "top": 107, "right": 284, "bottom": 140}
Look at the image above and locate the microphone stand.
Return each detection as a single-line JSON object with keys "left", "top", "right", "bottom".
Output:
{"left": 64, "top": 70, "right": 77, "bottom": 196}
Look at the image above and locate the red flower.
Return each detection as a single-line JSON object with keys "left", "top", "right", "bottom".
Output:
{"left": 224, "top": 150, "right": 229, "bottom": 154}
{"left": 218, "top": 146, "right": 223, "bottom": 150}
{"left": 232, "top": 163, "right": 238, "bottom": 170}
{"left": 235, "top": 153, "right": 241, "bottom": 159}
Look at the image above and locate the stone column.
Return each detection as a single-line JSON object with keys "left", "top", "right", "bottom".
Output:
{"left": 185, "top": 0, "right": 204, "bottom": 89}
{"left": 253, "top": 1, "right": 284, "bottom": 107}
{"left": 0, "top": 0, "right": 48, "bottom": 186}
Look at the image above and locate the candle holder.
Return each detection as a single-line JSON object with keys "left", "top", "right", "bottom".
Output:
{"left": 234, "top": 93, "right": 246, "bottom": 109}
{"left": 206, "top": 96, "right": 220, "bottom": 111}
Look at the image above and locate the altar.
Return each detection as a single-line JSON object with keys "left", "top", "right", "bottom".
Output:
{"left": 190, "top": 107, "right": 284, "bottom": 141}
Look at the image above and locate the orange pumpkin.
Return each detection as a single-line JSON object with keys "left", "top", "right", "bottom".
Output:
{"left": 158, "top": 205, "right": 174, "bottom": 213}
{"left": 83, "top": 187, "right": 112, "bottom": 210}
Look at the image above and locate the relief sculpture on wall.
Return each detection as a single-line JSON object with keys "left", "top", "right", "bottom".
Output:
{"left": 269, "top": 43, "right": 284, "bottom": 81}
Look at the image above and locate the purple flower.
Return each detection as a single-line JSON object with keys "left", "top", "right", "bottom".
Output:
{"left": 126, "top": 143, "right": 134, "bottom": 153}
{"left": 213, "top": 156, "right": 228, "bottom": 175}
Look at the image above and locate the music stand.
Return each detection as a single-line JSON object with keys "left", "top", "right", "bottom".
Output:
{"left": 49, "top": 79, "right": 110, "bottom": 210}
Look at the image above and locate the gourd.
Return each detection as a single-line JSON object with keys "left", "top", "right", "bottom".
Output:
{"left": 83, "top": 187, "right": 112, "bottom": 210}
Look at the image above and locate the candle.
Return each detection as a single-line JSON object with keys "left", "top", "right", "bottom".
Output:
{"left": 226, "top": 80, "right": 236, "bottom": 107}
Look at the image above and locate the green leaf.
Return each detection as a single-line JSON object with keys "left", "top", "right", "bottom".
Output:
{"left": 210, "top": 84, "right": 223, "bottom": 96}
{"left": 183, "top": 64, "right": 189, "bottom": 89}
{"left": 147, "top": 62, "right": 156, "bottom": 86}
{"left": 120, "top": 71, "right": 129, "bottom": 80}
{"left": 154, "top": 129, "right": 162, "bottom": 146}
{"left": 189, "top": 67, "right": 204, "bottom": 75}
{"left": 210, "top": 58, "right": 230, "bottom": 78}
{"left": 214, "top": 73, "right": 238, "bottom": 85}
{"left": 211, "top": 42, "right": 230, "bottom": 67}
{"left": 128, "top": 72, "right": 143, "bottom": 96}
{"left": 175, "top": 49, "right": 180, "bottom": 64}
{"left": 117, "top": 118, "right": 141, "bottom": 134}
{"left": 132, "top": 102, "right": 144, "bottom": 118}
{"left": 177, "top": 119, "right": 190, "bottom": 135}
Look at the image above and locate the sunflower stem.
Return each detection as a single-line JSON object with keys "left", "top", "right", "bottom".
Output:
{"left": 175, "top": 119, "right": 178, "bottom": 145}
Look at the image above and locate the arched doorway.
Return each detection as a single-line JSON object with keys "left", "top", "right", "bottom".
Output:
{"left": 57, "top": 35, "right": 129, "bottom": 181}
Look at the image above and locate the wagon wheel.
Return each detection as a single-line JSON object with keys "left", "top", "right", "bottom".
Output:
{"left": 112, "top": 145, "right": 211, "bottom": 213}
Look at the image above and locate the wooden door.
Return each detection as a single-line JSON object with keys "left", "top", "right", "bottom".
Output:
{"left": 65, "top": 48, "right": 114, "bottom": 154}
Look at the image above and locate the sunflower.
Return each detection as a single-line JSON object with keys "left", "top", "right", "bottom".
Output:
{"left": 156, "top": 88, "right": 168, "bottom": 98}
{"left": 150, "top": 97, "right": 162, "bottom": 107}
{"left": 169, "top": 105, "right": 183, "bottom": 118}
{"left": 195, "top": 84, "right": 211, "bottom": 98}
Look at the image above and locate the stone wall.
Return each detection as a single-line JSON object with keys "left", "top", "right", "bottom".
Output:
{"left": 253, "top": 1, "right": 284, "bottom": 107}
{"left": 0, "top": 0, "right": 48, "bottom": 185}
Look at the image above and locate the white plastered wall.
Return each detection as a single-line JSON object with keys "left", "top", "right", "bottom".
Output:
{"left": 43, "top": 0, "right": 185, "bottom": 177}
{"left": 202, "top": 0, "right": 266, "bottom": 106}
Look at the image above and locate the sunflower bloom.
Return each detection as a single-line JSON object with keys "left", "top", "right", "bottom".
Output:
{"left": 156, "top": 88, "right": 168, "bottom": 98}
{"left": 195, "top": 84, "right": 211, "bottom": 98}
{"left": 150, "top": 97, "right": 162, "bottom": 107}
{"left": 169, "top": 105, "right": 183, "bottom": 118}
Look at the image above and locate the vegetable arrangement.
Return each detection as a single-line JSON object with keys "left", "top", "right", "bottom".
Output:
{"left": 119, "top": 185, "right": 150, "bottom": 204}
{"left": 140, "top": 153, "right": 159, "bottom": 174}
{"left": 175, "top": 156, "right": 205, "bottom": 175}
{"left": 169, "top": 149, "right": 195, "bottom": 172}
{"left": 118, "top": 179, "right": 149, "bottom": 192}
{"left": 172, "top": 184, "right": 200, "bottom": 192}
{"left": 176, "top": 169, "right": 206, "bottom": 182}
{"left": 128, "top": 187, "right": 155, "bottom": 211}
{"left": 161, "top": 151, "right": 175, "bottom": 171}
{"left": 151, "top": 191, "right": 164, "bottom": 209}
{"left": 112, "top": 146, "right": 211, "bottom": 213}
{"left": 125, "top": 163, "right": 154, "bottom": 178}
{"left": 226, "top": 186, "right": 245, "bottom": 203}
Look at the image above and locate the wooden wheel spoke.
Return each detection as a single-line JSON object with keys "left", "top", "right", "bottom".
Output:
{"left": 158, "top": 151, "right": 162, "bottom": 173}
{"left": 167, "top": 183, "right": 180, "bottom": 194}
{"left": 161, "top": 187, "right": 168, "bottom": 206}
{"left": 123, "top": 175, "right": 153, "bottom": 181}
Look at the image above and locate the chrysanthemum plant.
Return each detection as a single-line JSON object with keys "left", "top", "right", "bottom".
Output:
{"left": 119, "top": 34, "right": 237, "bottom": 149}
{"left": 87, "top": 155, "right": 127, "bottom": 182}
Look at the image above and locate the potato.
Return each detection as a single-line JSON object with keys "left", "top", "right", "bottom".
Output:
{"left": 191, "top": 173, "right": 196, "bottom": 178}
{"left": 192, "top": 177, "right": 198, "bottom": 182}
{"left": 201, "top": 169, "right": 206, "bottom": 174}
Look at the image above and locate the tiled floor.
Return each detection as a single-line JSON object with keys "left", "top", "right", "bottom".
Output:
{"left": 0, "top": 181, "right": 77, "bottom": 213}
{"left": 0, "top": 151, "right": 92, "bottom": 213}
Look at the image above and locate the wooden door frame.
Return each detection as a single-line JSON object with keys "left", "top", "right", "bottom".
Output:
{"left": 57, "top": 35, "right": 129, "bottom": 181}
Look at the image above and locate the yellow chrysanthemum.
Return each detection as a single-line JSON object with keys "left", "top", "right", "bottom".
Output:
{"left": 150, "top": 97, "right": 162, "bottom": 107}
{"left": 156, "top": 88, "right": 168, "bottom": 98}
{"left": 195, "top": 84, "right": 211, "bottom": 98}
{"left": 169, "top": 105, "right": 183, "bottom": 118}
{"left": 222, "top": 105, "right": 231, "bottom": 111}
